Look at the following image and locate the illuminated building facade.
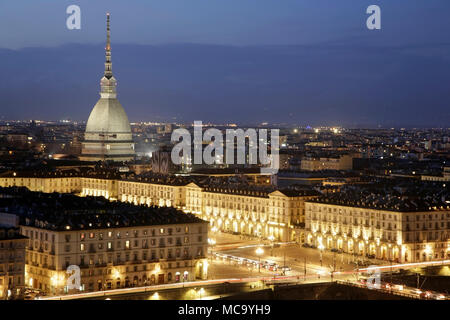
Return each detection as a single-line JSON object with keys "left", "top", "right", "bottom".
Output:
{"left": 184, "top": 183, "right": 318, "bottom": 242}
{"left": 0, "top": 189, "right": 208, "bottom": 295}
{"left": 0, "top": 173, "right": 318, "bottom": 242}
{"left": 305, "top": 201, "right": 450, "bottom": 263}
{"left": 300, "top": 154, "right": 355, "bottom": 171}
{"left": 0, "top": 227, "right": 27, "bottom": 299}
{"left": 22, "top": 221, "right": 208, "bottom": 295}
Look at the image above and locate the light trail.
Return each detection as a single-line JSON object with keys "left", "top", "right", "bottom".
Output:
{"left": 38, "top": 259, "right": 450, "bottom": 300}
{"left": 39, "top": 275, "right": 323, "bottom": 300}
{"left": 357, "top": 259, "right": 450, "bottom": 273}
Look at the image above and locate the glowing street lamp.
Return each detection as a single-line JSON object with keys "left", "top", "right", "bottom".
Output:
{"left": 255, "top": 247, "right": 264, "bottom": 273}
{"left": 318, "top": 243, "right": 325, "bottom": 267}
{"left": 208, "top": 238, "right": 216, "bottom": 261}
{"left": 268, "top": 235, "right": 275, "bottom": 256}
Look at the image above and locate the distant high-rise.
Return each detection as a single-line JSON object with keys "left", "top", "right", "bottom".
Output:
{"left": 80, "top": 13, "right": 135, "bottom": 162}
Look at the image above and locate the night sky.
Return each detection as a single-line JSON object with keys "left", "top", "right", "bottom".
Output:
{"left": 0, "top": 0, "right": 449, "bottom": 127}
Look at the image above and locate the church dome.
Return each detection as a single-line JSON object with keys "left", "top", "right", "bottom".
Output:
{"left": 85, "top": 97, "right": 132, "bottom": 133}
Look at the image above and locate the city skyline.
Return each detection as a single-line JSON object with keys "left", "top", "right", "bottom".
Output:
{"left": 0, "top": 1, "right": 449, "bottom": 303}
{"left": 0, "top": 1, "right": 449, "bottom": 126}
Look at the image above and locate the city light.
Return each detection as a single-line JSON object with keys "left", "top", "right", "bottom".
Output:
{"left": 0, "top": 2, "right": 449, "bottom": 305}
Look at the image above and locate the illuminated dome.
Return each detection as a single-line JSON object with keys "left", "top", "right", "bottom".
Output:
{"left": 85, "top": 97, "right": 131, "bottom": 134}
{"left": 80, "top": 13, "right": 135, "bottom": 162}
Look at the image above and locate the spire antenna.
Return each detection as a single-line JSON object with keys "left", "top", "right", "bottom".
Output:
{"left": 100, "top": 12, "right": 117, "bottom": 98}
{"left": 104, "top": 13, "right": 112, "bottom": 78}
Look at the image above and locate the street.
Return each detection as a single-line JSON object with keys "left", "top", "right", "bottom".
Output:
{"left": 209, "top": 232, "right": 378, "bottom": 280}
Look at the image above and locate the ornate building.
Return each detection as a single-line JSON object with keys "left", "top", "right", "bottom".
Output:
{"left": 0, "top": 172, "right": 318, "bottom": 243}
{"left": 305, "top": 189, "right": 450, "bottom": 263}
{"left": 0, "top": 225, "right": 27, "bottom": 299}
{"left": 80, "top": 14, "right": 135, "bottom": 162}
{"left": 0, "top": 189, "right": 208, "bottom": 295}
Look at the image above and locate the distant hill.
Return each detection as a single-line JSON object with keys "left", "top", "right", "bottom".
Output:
{"left": 0, "top": 42, "right": 449, "bottom": 127}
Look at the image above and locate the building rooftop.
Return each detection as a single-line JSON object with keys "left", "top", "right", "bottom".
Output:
{"left": 0, "top": 187, "right": 206, "bottom": 231}
{"left": 0, "top": 168, "right": 322, "bottom": 197}
{"left": 0, "top": 226, "right": 27, "bottom": 240}
{"left": 308, "top": 180, "right": 449, "bottom": 212}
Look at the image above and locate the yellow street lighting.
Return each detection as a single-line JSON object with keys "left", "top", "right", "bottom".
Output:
{"left": 198, "top": 287, "right": 205, "bottom": 300}
{"left": 150, "top": 292, "right": 160, "bottom": 300}
{"left": 318, "top": 242, "right": 325, "bottom": 267}
{"left": 255, "top": 247, "right": 264, "bottom": 273}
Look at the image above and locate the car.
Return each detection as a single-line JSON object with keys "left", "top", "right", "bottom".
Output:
{"left": 433, "top": 294, "right": 446, "bottom": 300}
{"left": 393, "top": 284, "right": 404, "bottom": 291}
{"left": 302, "top": 243, "right": 311, "bottom": 248}
{"left": 355, "top": 260, "right": 370, "bottom": 267}
{"left": 416, "top": 291, "right": 432, "bottom": 299}
{"left": 330, "top": 248, "right": 338, "bottom": 253}
{"left": 383, "top": 283, "right": 391, "bottom": 290}
{"left": 280, "top": 266, "right": 291, "bottom": 272}
{"left": 269, "top": 264, "right": 278, "bottom": 271}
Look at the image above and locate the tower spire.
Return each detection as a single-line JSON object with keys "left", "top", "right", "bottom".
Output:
{"left": 100, "top": 12, "right": 117, "bottom": 98}
{"left": 104, "top": 12, "right": 112, "bottom": 79}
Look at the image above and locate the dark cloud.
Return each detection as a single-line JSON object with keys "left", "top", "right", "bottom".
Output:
{"left": 0, "top": 42, "right": 449, "bottom": 127}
